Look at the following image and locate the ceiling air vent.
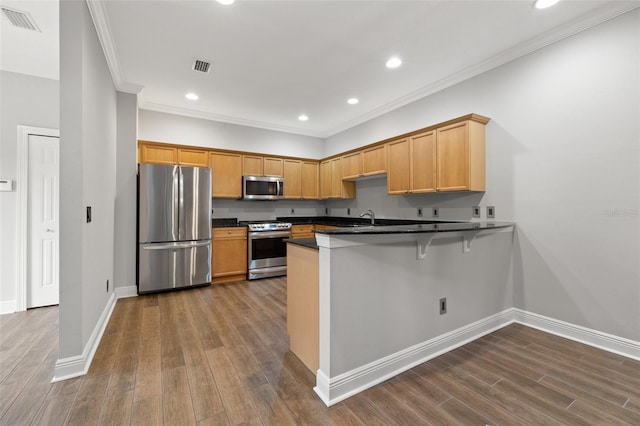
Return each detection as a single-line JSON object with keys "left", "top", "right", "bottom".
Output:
{"left": 192, "top": 59, "right": 211, "bottom": 74}
{"left": 1, "top": 6, "right": 41, "bottom": 32}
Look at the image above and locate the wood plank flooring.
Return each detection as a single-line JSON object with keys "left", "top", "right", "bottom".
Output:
{"left": 1, "top": 277, "right": 639, "bottom": 425}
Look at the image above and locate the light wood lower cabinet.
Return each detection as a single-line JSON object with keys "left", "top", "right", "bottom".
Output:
{"left": 286, "top": 243, "right": 319, "bottom": 373}
{"left": 291, "top": 224, "right": 315, "bottom": 239}
{"left": 211, "top": 227, "right": 247, "bottom": 284}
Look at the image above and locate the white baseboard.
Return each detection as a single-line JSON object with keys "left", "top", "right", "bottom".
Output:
{"left": 115, "top": 285, "right": 138, "bottom": 299}
{"left": 513, "top": 309, "right": 640, "bottom": 361}
{"left": 314, "top": 309, "right": 515, "bottom": 406}
{"left": 314, "top": 307, "right": 640, "bottom": 406}
{"left": 51, "top": 292, "right": 117, "bottom": 382}
{"left": 0, "top": 300, "right": 17, "bottom": 315}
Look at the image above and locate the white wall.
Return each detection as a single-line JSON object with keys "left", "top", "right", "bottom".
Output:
{"left": 0, "top": 71, "right": 59, "bottom": 310}
{"left": 114, "top": 93, "right": 138, "bottom": 291}
{"left": 59, "top": 0, "right": 117, "bottom": 358}
{"left": 325, "top": 10, "right": 640, "bottom": 341}
{"left": 139, "top": 108, "right": 328, "bottom": 221}
{"left": 139, "top": 109, "right": 324, "bottom": 159}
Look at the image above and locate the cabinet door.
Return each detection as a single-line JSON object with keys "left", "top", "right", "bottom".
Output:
{"left": 437, "top": 121, "right": 469, "bottom": 191}
{"left": 320, "top": 160, "right": 332, "bottom": 199}
{"left": 178, "top": 148, "right": 209, "bottom": 167}
{"left": 140, "top": 145, "right": 178, "bottom": 165}
{"left": 212, "top": 227, "right": 247, "bottom": 284}
{"left": 330, "top": 158, "right": 343, "bottom": 197}
{"left": 283, "top": 159, "right": 302, "bottom": 199}
{"left": 210, "top": 152, "right": 242, "bottom": 198}
{"left": 342, "top": 152, "right": 362, "bottom": 180}
{"left": 410, "top": 130, "right": 436, "bottom": 193}
{"left": 301, "top": 161, "right": 319, "bottom": 199}
{"left": 386, "top": 138, "right": 410, "bottom": 194}
{"left": 243, "top": 155, "right": 264, "bottom": 176}
{"left": 362, "top": 145, "right": 386, "bottom": 176}
{"left": 264, "top": 157, "right": 284, "bottom": 177}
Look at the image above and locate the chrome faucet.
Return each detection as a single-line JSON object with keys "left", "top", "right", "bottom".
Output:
{"left": 360, "top": 209, "right": 375, "bottom": 225}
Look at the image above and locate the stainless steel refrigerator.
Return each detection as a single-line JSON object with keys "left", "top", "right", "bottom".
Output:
{"left": 137, "top": 163, "right": 212, "bottom": 294}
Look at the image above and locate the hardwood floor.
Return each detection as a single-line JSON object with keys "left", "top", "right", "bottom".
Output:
{"left": 1, "top": 277, "right": 639, "bottom": 425}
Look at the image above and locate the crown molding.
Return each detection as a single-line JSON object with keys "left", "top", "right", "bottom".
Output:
{"left": 139, "top": 102, "right": 326, "bottom": 139}
{"left": 87, "top": 0, "right": 638, "bottom": 137}
{"left": 324, "top": 2, "right": 640, "bottom": 138}
{"left": 86, "top": 0, "right": 142, "bottom": 94}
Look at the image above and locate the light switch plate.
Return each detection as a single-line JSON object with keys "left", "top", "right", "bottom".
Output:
{"left": 0, "top": 179, "right": 12, "bottom": 192}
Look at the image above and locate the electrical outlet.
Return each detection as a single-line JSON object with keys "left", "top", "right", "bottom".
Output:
{"left": 432, "top": 207, "right": 439, "bottom": 218}
{"left": 291, "top": 208, "right": 295, "bottom": 214}
{"left": 417, "top": 208, "right": 423, "bottom": 217}
{"left": 86, "top": 206, "right": 92, "bottom": 223}
{"left": 487, "top": 206, "right": 495, "bottom": 219}
{"left": 106, "top": 279, "right": 109, "bottom": 292}
{"left": 347, "top": 208, "right": 351, "bottom": 215}
{"left": 472, "top": 206, "right": 481, "bottom": 218}
{"left": 439, "top": 297, "right": 447, "bottom": 315}
{"left": 325, "top": 207, "right": 328, "bottom": 215}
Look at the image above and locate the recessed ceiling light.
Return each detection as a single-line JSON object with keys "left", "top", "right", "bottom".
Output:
{"left": 185, "top": 93, "right": 199, "bottom": 100}
{"left": 347, "top": 98, "right": 359, "bottom": 105}
{"left": 298, "top": 115, "right": 309, "bottom": 121}
{"left": 216, "top": 0, "right": 235, "bottom": 5}
{"left": 386, "top": 57, "right": 402, "bottom": 69}
{"left": 533, "top": 0, "right": 560, "bottom": 9}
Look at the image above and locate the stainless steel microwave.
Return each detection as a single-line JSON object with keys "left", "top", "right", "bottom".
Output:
{"left": 242, "top": 176, "right": 284, "bottom": 200}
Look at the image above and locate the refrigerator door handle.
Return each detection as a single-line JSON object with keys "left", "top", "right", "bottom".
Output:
{"left": 142, "top": 241, "right": 211, "bottom": 250}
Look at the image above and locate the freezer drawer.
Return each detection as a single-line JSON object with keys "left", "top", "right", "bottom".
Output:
{"left": 138, "top": 241, "right": 211, "bottom": 293}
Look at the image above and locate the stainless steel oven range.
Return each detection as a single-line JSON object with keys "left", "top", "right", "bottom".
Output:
{"left": 246, "top": 221, "right": 292, "bottom": 280}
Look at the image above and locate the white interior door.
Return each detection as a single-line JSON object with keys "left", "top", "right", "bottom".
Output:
{"left": 28, "top": 134, "right": 60, "bottom": 308}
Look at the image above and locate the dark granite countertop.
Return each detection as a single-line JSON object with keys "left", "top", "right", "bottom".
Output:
{"left": 277, "top": 216, "right": 455, "bottom": 227}
{"left": 285, "top": 238, "right": 319, "bottom": 250}
{"left": 313, "top": 221, "right": 515, "bottom": 235}
{"left": 211, "top": 218, "right": 242, "bottom": 228}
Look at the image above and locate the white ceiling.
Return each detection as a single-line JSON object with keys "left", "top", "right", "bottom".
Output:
{"left": 2, "top": 0, "right": 638, "bottom": 138}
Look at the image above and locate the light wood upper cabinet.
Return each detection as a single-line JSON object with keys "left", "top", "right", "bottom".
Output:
{"left": 242, "top": 155, "right": 264, "bottom": 176}
{"left": 322, "top": 157, "right": 355, "bottom": 199}
{"left": 243, "top": 155, "right": 283, "bottom": 177}
{"left": 140, "top": 144, "right": 177, "bottom": 165}
{"left": 301, "top": 161, "right": 319, "bottom": 199}
{"left": 284, "top": 160, "right": 319, "bottom": 199}
{"left": 210, "top": 152, "right": 242, "bottom": 198}
{"left": 342, "top": 152, "right": 363, "bottom": 180}
{"left": 362, "top": 145, "right": 386, "bottom": 176}
{"left": 263, "top": 157, "right": 283, "bottom": 177}
{"left": 178, "top": 148, "right": 209, "bottom": 167}
{"left": 320, "top": 160, "right": 332, "bottom": 199}
{"left": 212, "top": 227, "right": 247, "bottom": 284}
{"left": 342, "top": 145, "right": 386, "bottom": 180}
{"left": 410, "top": 130, "right": 437, "bottom": 193}
{"left": 387, "top": 119, "right": 486, "bottom": 194}
{"left": 436, "top": 120, "right": 485, "bottom": 191}
{"left": 284, "top": 159, "right": 302, "bottom": 199}
{"left": 386, "top": 131, "right": 436, "bottom": 194}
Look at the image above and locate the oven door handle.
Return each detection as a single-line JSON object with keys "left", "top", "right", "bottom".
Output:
{"left": 249, "top": 231, "right": 291, "bottom": 239}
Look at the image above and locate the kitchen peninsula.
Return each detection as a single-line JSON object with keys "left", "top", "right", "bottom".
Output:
{"left": 286, "top": 221, "right": 515, "bottom": 406}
